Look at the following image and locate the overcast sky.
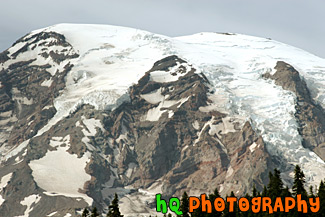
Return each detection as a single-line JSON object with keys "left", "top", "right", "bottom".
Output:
{"left": 0, "top": 0, "right": 324, "bottom": 58}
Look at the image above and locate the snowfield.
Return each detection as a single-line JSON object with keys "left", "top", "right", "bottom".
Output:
{"left": 1, "top": 23, "right": 325, "bottom": 215}
{"left": 29, "top": 136, "right": 92, "bottom": 205}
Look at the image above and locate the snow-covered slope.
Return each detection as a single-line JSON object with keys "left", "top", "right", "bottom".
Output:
{"left": 31, "top": 24, "right": 172, "bottom": 136}
{"left": 41, "top": 24, "right": 325, "bottom": 185}
{"left": 174, "top": 32, "right": 325, "bottom": 186}
{"left": 1, "top": 23, "right": 325, "bottom": 216}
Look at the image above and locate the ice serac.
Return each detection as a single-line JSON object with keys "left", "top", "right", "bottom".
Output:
{"left": 264, "top": 61, "right": 325, "bottom": 161}
{"left": 0, "top": 24, "right": 325, "bottom": 216}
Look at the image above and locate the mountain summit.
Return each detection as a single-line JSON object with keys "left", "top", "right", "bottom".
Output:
{"left": 0, "top": 24, "right": 325, "bottom": 216}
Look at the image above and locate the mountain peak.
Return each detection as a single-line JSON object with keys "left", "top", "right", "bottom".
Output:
{"left": 0, "top": 24, "right": 325, "bottom": 216}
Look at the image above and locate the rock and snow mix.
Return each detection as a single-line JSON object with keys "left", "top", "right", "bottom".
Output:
{"left": 174, "top": 32, "right": 325, "bottom": 186}
{"left": 1, "top": 23, "right": 325, "bottom": 215}
{"left": 119, "top": 182, "right": 163, "bottom": 217}
{"left": 33, "top": 24, "right": 169, "bottom": 137}
{"left": 16, "top": 194, "right": 41, "bottom": 217}
{"left": 0, "top": 173, "right": 13, "bottom": 206}
{"left": 29, "top": 136, "right": 93, "bottom": 205}
{"left": 149, "top": 62, "right": 193, "bottom": 83}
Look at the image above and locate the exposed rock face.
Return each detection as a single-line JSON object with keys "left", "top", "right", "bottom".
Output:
{"left": 0, "top": 51, "right": 273, "bottom": 216}
{"left": 103, "top": 55, "right": 272, "bottom": 199}
{"left": 0, "top": 31, "right": 83, "bottom": 216}
{"left": 264, "top": 61, "right": 325, "bottom": 161}
{"left": 0, "top": 51, "right": 9, "bottom": 63}
{"left": 0, "top": 31, "right": 79, "bottom": 152}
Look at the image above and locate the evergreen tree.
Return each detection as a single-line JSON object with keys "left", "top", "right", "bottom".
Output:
{"left": 107, "top": 193, "right": 123, "bottom": 217}
{"left": 82, "top": 207, "right": 89, "bottom": 217}
{"left": 180, "top": 192, "right": 190, "bottom": 217}
{"left": 292, "top": 165, "right": 307, "bottom": 198}
{"left": 267, "top": 168, "right": 284, "bottom": 202}
{"left": 292, "top": 165, "right": 308, "bottom": 217}
{"left": 318, "top": 180, "right": 325, "bottom": 217}
{"left": 308, "top": 185, "right": 317, "bottom": 217}
{"left": 191, "top": 204, "right": 205, "bottom": 217}
{"left": 262, "top": 186, "right": 267, "bottom": 197}
{"left": 254, "top": 188, "right": 262, "bottom": 217}
{"left": 223, "top": 191, "right": 237, "bottom": 217}
{"left": 281, "top": 186, "right": 292, "bottom": 197}
{"left": 91, "top": 207, "right": 100, "bottom": 217}
{"left": 308, "top": 186, "right": 314, "bottom": 198}
{"left": 240, "top": 193, "right": 251, "bottom": 217}
{"left": 252, "top": 184, "right": 258, "bottom": 197}
{"left": 207, "top": 188, "right": 222, "bottom": 217}
{"left": 280, "top": 187, "right": 293, "bottom": 217}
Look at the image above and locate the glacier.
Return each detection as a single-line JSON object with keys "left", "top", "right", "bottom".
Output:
{"left": 3, "top": 23, "right": 325, "bottom": 194}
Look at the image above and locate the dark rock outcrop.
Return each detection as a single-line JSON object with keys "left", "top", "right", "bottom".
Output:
{"left": 0, "top": 31, "right": 79, "bottom": 150}
{"left": 264, "top": 61, "right": 325, "bottom": 161}
{"left": 102, "top": 56, "right": 273, "bottom": 199}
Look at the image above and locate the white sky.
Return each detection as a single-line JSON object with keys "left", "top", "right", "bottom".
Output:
{"left": 0, "top": 0, "right": 324, "bottom": 58}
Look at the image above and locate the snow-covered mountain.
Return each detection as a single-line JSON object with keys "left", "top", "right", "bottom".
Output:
{"left": 0, "top": 23, "right": 325, "bottom": 216}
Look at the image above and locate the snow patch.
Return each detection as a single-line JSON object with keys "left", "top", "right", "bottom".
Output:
{"left": 77, "top": 116, "right": 104, "bottom": 151}
{"left": 49, "top": 135, "right": 70, "bottom": 148}
{"left": 47, "top": 211, "right": 57, "bottom": 216}
{"left": 168, "top": 110, "right": 174, "bottom": 118}
{"left": 221, "top": 117, "right": 237, "bottom": 134}
{"left": 144, "top": 97, "right": 189, "bottom": 121}
{"left": 0, "top": 173, "right": 13, "bottom": 206}
{"left": 14, "top": 155, "right": 24, "bottom": 165}
{"left": 29, "top": 146, "right": 92, "bottom": 205}
{"left": 144, "top": 104, "right": 167, "bottom": 122}
{"left": 81, "top": 116, "right": 104, "bottom": 136}
{"left": 226, "top": 166, "right": 234, "bottom": 178}
{"left": 0, "top": 196, "right": 4, "bottom": 207}
{"left": 249, "top": 142, "right": 258, "bottom": 153}
{"left": 182, "top": 145, "right": 189, "bottom": 152}
{"left": 1, "top": 139, "right": 29, "bottom": 163}
{"left": 192, "top": 120, "right": 200, "bottom": 130}
{"left": 16, "top": 194, "right": 41, "bottom": 217}
{"left": 125, "top": 163, "right": 137, "bottom": 178}
{"left": 149, "top": 62, "right": 193, "bottom": 83}
{"left": 12, "top": 88, "right": 34, "bottom": 105}
{"left": 140, "top": 88, "right": 164, "bottom": 104}
{"left": 41, "top": 78, "right": 53, "bottom": 87}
